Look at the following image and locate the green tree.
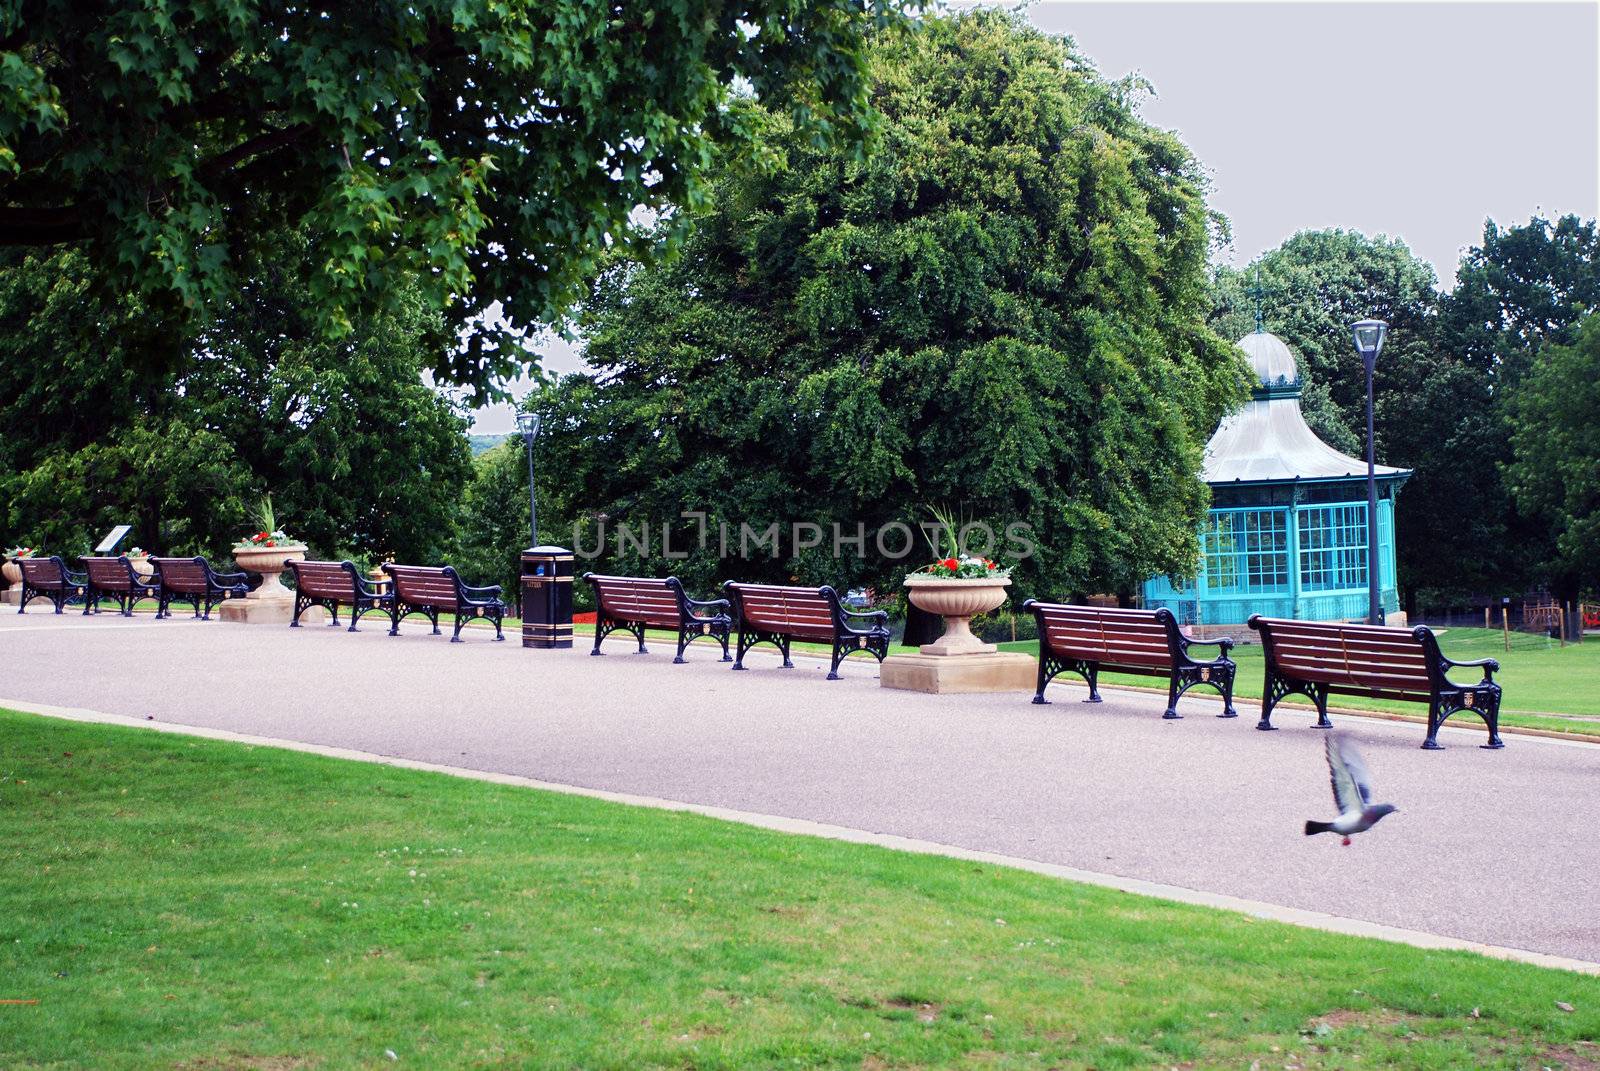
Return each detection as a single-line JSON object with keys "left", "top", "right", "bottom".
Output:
{"left": 0, "top": 240, "right": 471, "bottom": 563}
{"left": 4, "top": 417, "right": 250, "bottom": 560}
{"left": 1437, "top": 215, "right": 1600, "bottom": 383}
{"left": 1505, "top": 315, "right": 1600, "bottom": 596}
{"left": 452, "top": 440, "right": 532, "bottom": 600}
{"left": 1434, "top": 214, "right": 1600, "bottom": 598}
{"left": 0, "top": 0, "right": 912, "bottom": 399}
{"left": 540, "top": 11, "right": 1245, "bottom": 600}
{"left": 182, "top": 233, "right": 473, "bottom": 562}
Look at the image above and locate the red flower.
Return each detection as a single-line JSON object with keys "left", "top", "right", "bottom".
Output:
{"left": 984, "top": 559, "right": 997, "bottom": 570}
{"left": 264, "top": 540, "right": 276, "bottom": 547}
{"left": 940, "top": 557, "right": 960, "bottom": 571}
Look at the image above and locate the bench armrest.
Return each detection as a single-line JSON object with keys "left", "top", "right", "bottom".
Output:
{"left": 1181, "top": 635, "right": 1234, "bottom": 653}
{"left": 842, "top": 607, "right": 889, "bottom": 624}
{"left": 64, "top": 569, "right": 88, "bottom": 585}
{"left": 211, "top": 569, "right": 249, "bottom": 585}
{"left": 460, "top": 582, "right": 503, "bottom": 599}
{"left": 684, "top": 596, "right": 731, "bottom": 612}
{"left": 1443, "top": 655, "right": 1499, "bottom": 681}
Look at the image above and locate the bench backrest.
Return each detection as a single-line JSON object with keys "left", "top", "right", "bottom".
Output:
{"left": 725, "top": 583, "right": 838, "bottom": 639}
{"left": 288, "top": 559, "right": 359, "bottom": 600}
{"left": 82, "top": 556, "right": 134, "bottom": 589}
{"left": 152, "top": 557, "right": 209, "bottom": 592}
{"left": 19, "top": 556, "right": 65, "bottom": 588}
{"left": 1031, "top": 602, "right": 1176, "bottom": 669}
{"left": 385, "top": 564, "right": 459, "bottom": 609}
{"left": 1249, "top": 616, "right": 1433, "bottom": 699}
{"left": 586, "top": 574, "right": 684, "bottom": 627}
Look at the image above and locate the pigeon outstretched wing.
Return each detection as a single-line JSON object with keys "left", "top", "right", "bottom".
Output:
{"left": 1326, "top": 733, "right": 1373, "bottom": 814}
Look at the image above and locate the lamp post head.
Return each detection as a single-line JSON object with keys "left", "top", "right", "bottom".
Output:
{"left": 516, "top": 411, "right": 542, "bottom": 439}
{"left": 1351, "top": 319, "right": 1388, "bottom": 371}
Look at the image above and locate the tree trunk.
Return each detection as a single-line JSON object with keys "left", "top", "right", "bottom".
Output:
{"left": 902, "top": 601, "right": 942, "bottom": 646}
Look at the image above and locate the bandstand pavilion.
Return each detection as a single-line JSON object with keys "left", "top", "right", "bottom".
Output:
{"left": 1143, "top": 329, "right": 1410, "bottom": 625}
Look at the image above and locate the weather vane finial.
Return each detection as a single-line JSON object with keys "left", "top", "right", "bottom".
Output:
{"left": 1248, "top": 267, "right": 1265, "bottom": 334}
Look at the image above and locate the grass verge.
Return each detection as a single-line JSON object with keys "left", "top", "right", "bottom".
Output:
{"left": 1, "top": 708, "right": 1597, "bottom": 1070}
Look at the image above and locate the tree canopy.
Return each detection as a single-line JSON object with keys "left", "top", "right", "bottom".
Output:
{"left": 0, "top": 0, "right": 912, "bottom": 400}
{"left": 1506, "top": 315, "right": 1600, "bottom": 595}
{"left": 1437, "top": 214, "right": 1600, "bottom": 382}
{"left": 0, "top": 237, "right": 472, "bottom": 562}
{"left": 531, "top": 10, "right": 1245, "bottom": 600}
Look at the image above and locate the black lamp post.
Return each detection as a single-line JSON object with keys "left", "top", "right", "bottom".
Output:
{"left": 1351, "top": 319, "right": 1388, "bottom": 625}
{"left": 516, "top": 411, "right": 542, "bottom": 549}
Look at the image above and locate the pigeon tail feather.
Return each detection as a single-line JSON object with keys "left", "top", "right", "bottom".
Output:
{"left": 1304, "top": 820, "right": 1335, "bottom": 836}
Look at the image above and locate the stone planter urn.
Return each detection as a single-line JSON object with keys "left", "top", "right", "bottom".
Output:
{"left": 902, "top": 574, "right": 1011, "bottom": 655}
{"left": 1, "top": 560, "right": 21, "bottom": 588}
{"left": 128, "top": 556, "right": 154, "bottom": 581}
{"left": 232, "top": 544, "right": 308, "bottom": 600}
{"left": 881, "top": 573, "right": 1036, "bottom": 694}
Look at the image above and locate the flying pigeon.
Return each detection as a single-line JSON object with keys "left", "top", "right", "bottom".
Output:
{"left": 1305, "top": 733, "right": 1397, "bottom": 846}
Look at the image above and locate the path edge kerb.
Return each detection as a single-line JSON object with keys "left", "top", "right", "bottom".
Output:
{"left": 5, "top": 697, "right": 1597, "bottom": 979}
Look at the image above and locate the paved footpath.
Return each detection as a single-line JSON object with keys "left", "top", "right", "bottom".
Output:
{"left": 3, "top": 611, "right": 1598, "bottom": 966}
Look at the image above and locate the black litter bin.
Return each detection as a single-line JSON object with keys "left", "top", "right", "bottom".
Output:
{"left": 520, "top": 546, "right": 573, "bottom": 648}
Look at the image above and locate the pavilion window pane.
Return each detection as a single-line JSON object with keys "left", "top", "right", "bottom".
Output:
{"left": 1298, "top": 504, "right": 1368, "bottom": 592}
{"left": 1203, "top": 508, "right": 1288, "bottom": 595}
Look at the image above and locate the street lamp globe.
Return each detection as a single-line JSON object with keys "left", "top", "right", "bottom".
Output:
{"left": 516, "top": 411, "right": 541, "bottom": 439}
{"left": 1351, "top": 319, "right": 1388, "bottom": 367}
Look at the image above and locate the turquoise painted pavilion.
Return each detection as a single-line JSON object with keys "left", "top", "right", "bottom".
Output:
{"left": 1143, "top": 330, "right": 1411, "bottom": 624}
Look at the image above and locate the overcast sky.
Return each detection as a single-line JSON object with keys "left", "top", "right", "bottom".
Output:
{"left": 471, "top": 0, "right": 1599, "bottom": 433}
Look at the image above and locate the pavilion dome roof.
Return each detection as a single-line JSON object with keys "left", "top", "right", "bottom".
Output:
{"left": 1202, "top": 330, "right": 1411, "bottom": 486}
{"left": 1237, "top": 329, "right": 1301, "bottom": 388}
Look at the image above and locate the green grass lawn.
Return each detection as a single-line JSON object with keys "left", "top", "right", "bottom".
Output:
{"left": 1, "top": 709, "right": 1596, "bottom": 1070}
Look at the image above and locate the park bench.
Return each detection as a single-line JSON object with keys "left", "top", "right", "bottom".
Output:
{"left": 1247, "top": 616, "right": 1504, "bottom": 750}
{"left": 150, "top": 556, "right": 249, "bottom": 620}
{"left": 81, "top": 555, "right": 159, "bottom": 617}
{"left": 583, "top": 573, "right": 733, "bottom": 662}
{"left": 286, "top": 559, "right": 392, "bottom": 631}
{"left": 721, "top": 581, "right": 890, "bottom": 680}
{"left": 15, "top": 555, "right": 88, "bottom": 614}
{"left": 382, "top": 563, "right": 506, "bottom": 642}
{"left": 1022, "top": 601, "right": 1238, "bottom": 719}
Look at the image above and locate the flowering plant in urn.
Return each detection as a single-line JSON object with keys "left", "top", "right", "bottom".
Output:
{"left": 1, "top": 545, "right": 33, "bottom": 588}
{"left": 125, "top": 545, "right": 155, "bottom": 579}
{"left": 920, "top": 554, "right": 1010, "bottom": 580}
{"left": 231, "top": 496, "right": 307, "bottom": 600}
{"left": 902, "top": 507, "right": 1012, "bottom": 656}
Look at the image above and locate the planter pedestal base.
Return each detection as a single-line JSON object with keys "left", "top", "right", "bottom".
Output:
{"left": 880, "top": 651, "right": 1036, "bottom": 694}
{"left": 218, "top": 595, "right": 325, "bottom": 626}
{"left": 1, "top": 589, "right": 19, "bottom": 606}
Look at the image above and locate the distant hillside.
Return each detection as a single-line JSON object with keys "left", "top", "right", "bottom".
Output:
{"left": 469, "top": 433, "right": 513, "bottom": 456}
